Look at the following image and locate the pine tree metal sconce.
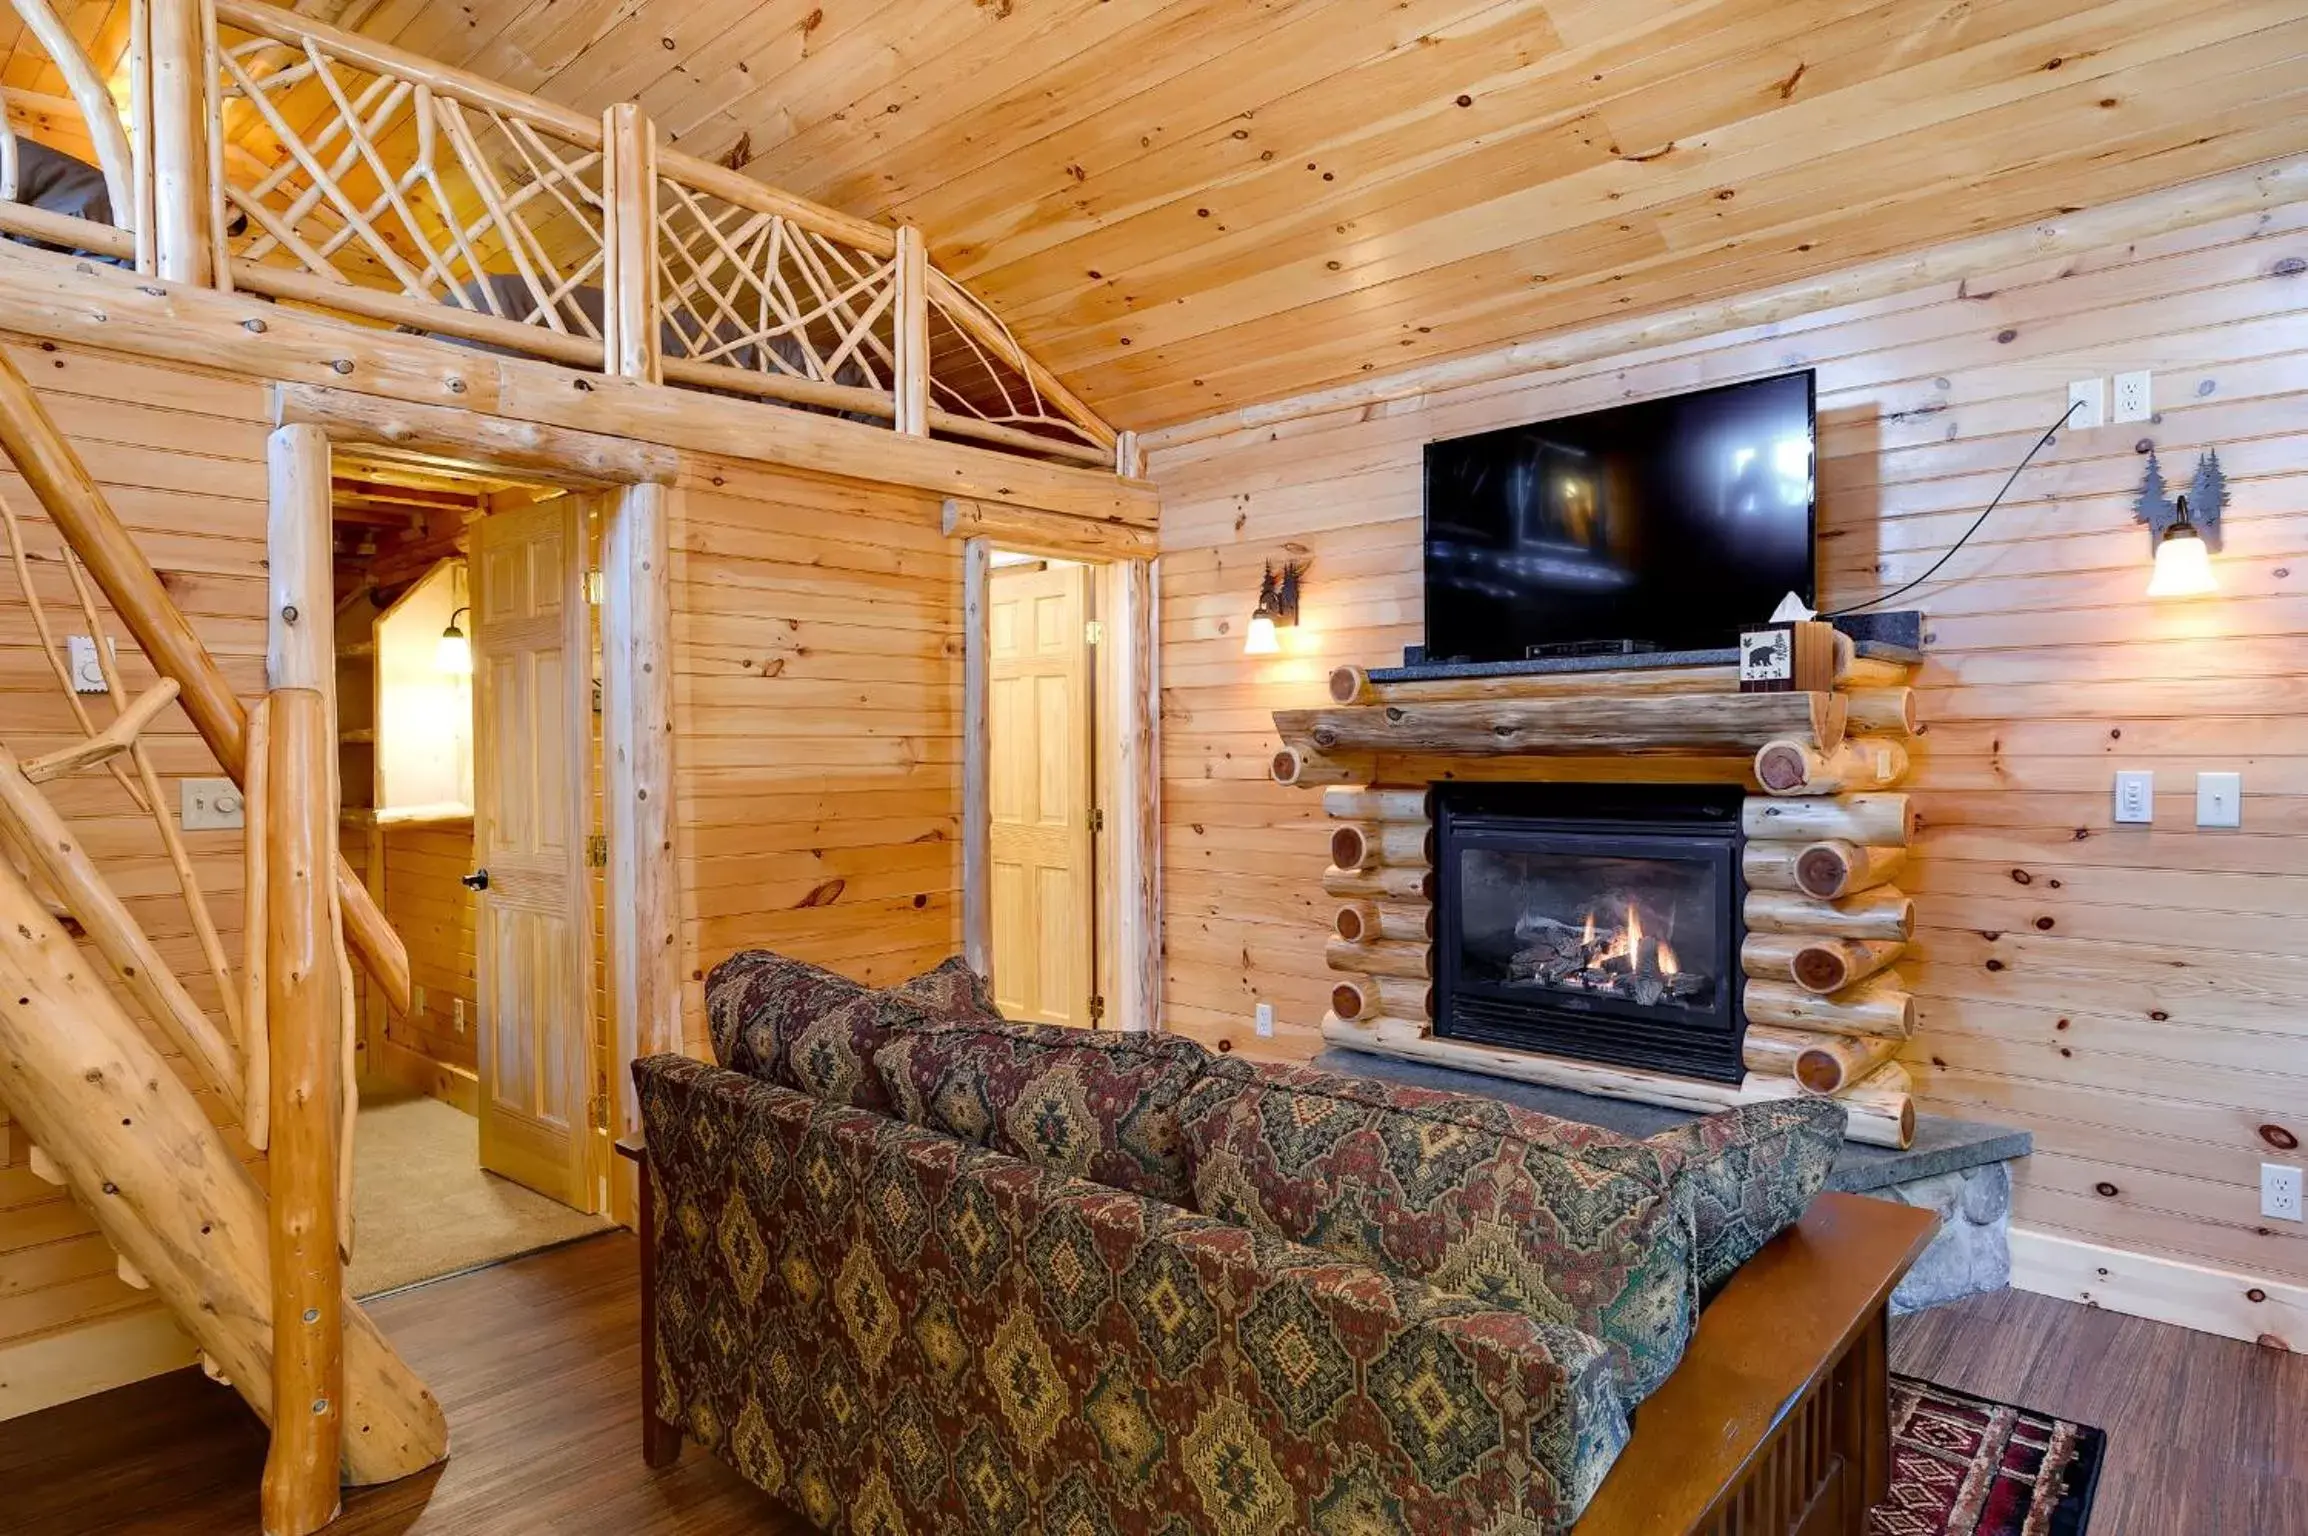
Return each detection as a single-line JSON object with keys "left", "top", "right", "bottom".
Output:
{"left": 1243, "top": 560, "right": 1306, "bottom": 656}
{"left": 2134, "top": 445, "right": 2227, "bottom": 551}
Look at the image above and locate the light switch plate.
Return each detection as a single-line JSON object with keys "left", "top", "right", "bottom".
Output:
{"left": 180, "top": 777, "right": 246, "bottom": 830}
{"left": 67, "top": 634, "right": 108, "bottom": 693}
{"left": 2197, "top": 771, "right": 2241, "bottom": 828}
{"left": 2113, "top": 369, "right": 2152, "bottom": 423}
{"left": 1254, "top": 1002, "right": 1275, "bottom": 1038}
{"left": 2113, "top": 770, "right": 2153, "bottom": 824}
{"left": 2066, "top": 378, "right": 2106, "bottom": 430}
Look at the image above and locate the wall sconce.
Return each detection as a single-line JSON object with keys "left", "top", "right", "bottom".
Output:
{"left": 435, "top": 606, "right": 473, "bottom": 674}
{"left": 1243, "top": 560, "right": 1304, "bottom": 655}
{"left": 2146, "top": 496, "right": 2216, "bottom": 598}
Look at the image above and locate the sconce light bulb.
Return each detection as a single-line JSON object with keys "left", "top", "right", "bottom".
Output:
{"left": 1243, "top": 611, "right": 1280, "bottom": 656}
{"left": 436, "top": 623, "right": 473, "bottom": 675}
{"left": 2146, "top": 520, "right": 2215, "bottom": 599}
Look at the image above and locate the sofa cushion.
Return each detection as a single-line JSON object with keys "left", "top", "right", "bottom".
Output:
{"left": 1179, "top": 1059, "right": 1697, "bottom": 1400}
{"left": 705, "top": 952, "right": 1001, "bottom": 1112}
{"left": 1647, "top": 1096, "right": 1847, "bottom": 1293}
{"left": 873, "top": 1024, "right": 1213, "bottom": 1203}
{"left": 703, "top": 950, "right": 866, "bottom": 1080}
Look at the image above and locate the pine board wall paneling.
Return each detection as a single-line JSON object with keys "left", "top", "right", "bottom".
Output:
{"left": 380, "top": 823, "right": 478, "bottom": 1073}
{"left": 667, "top": 461, "right": 965, "bottom": 1056}
{"left": 0, "top": 339, "right": 270, "bottom": 1416}
{"left": 1148, "top": 200, "right": 2308, "bottom": 1307}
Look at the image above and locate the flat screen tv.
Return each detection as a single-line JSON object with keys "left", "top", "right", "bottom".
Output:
{"left": 1422, "top": 370, "right": 1816, "bottom": 664}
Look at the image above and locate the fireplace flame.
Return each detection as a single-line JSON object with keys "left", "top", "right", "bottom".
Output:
{"left": 1657, "top": 941, "right": 1680, "bottom": 976}
{"left": 1581, "top": 910, "right": 1596, "bottom": 947}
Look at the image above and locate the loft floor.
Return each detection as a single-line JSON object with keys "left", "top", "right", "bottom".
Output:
{"left": 3, "top": 1235, "right": 2301, "bottom": 1534}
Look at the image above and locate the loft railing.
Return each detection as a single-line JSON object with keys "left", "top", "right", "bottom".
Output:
{"left": 0, "top": 0, "right": 1120, "bottom": 470}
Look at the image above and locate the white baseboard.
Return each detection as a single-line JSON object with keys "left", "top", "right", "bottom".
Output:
{"left": 0, "top": 1306, "right": 198, "bottom": 1421}
{"left": 2010, "top": 1226, "right": 2304, "bottom": 1350}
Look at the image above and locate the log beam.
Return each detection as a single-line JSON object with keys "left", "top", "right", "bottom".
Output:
{"left": 1744, "top": 886, "right": 1916, "bottom": 942}
{"left": 1282, "top": 691, "right": 1844, "bottom": 759}
{"left": 1333, "top": 899, "right": 1433, "bottom": 945}
{"left": 1741, "top": 934, "right": 1907, "bottom": 995}
{"left": 1755, "top": 736, "right": 1909, "bottom": 795}
{"left": 1744, "top": 974, "right": 1915, "bottom": 1039}
{"left": 1322, "top": 864, "right": 1435, "bottom": 902}
{"left": 1743, "top": 840, "right": 1906, "bottom": 900}
{"left": 1742, "top": 793, "right": 1914, "bottom": 846}
{"left": 941, "top": 496, "right": 1158, "bottom": 558}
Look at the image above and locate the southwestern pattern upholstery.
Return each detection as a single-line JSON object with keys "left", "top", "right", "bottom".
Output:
{"left": 703, "top": 953, "right": 1002, "bottom": 1113}
{"left": 637, "top": 1052, "right": 1631, "bottom": 1535}
{"left": 1647, "top": 1096, "right": 1848, "bottom": 1292}
{"left": 874, "top": 1023, "right": 1213, "bottom": 1204}
{"left": 1178, "top": 1059, "right": 1698, "bottom": 1399}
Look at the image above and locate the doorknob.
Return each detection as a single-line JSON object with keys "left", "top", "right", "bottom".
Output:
{"left": 461, "top": 869, "right": 490, "bottom": 891}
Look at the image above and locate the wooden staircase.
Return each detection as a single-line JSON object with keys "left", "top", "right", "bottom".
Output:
{"left": 0, "top": 349, "right": 447, "bottom": 1531}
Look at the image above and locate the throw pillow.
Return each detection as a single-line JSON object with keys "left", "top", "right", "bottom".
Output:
{"left": 873, "top": 1024, "right": 1213, "bottom": 1203}
{"left": 1178, "top": 1059, "right": 1698, "bottom": 1400}
{"left": 1647, "top": 1096, "right": 1847, "bottom": 1293}
{"left": 703, "top": 950, "right": 867, "bottom": 1080}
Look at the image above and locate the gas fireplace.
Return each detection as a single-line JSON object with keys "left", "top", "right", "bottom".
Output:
{"left": 1435, "top": 783, "right": 1748, "bottom": 1082}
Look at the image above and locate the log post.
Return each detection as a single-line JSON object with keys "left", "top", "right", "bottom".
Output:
{"left": 262, "top": 422, "right": 343, "bottom": 1536}
{"left": 894, "top": 224, "right": 930, "bottom": 436}
{"left": 0, "top": 349, "right": 410, "bottom": 1012}
{"left": 243, "top": 694, "right": 271, "bottom": 1151}
{"left": 149, "top": 0, "right": 215, "bottom": 284}
{"left": 601, "top": 102, "right": 661, "bottom": 384}
{"left": 601, "top": 482, "right": 680, "bottom": 1220}
{"left": 1754, "top": 736, "right": 1909, "bottom": 795}
{"left": 961, "top": 537, "right": 992, "bottom": 980}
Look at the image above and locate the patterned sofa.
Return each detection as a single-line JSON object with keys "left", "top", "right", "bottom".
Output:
{"left": 632, "top": 951, "right": 1847, "bottom": 1534}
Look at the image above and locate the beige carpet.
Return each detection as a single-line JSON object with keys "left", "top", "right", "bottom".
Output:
{"left": 348, "top": 1085, "right": 610, "bottom": 1297}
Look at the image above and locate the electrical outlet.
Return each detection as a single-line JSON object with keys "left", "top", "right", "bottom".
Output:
{"left": 2066, "top": 378, "right": 2106, "bottom": 431}
{"left": 453, "top": 997, "right": 467, "bottom": 1033}
{"left": 2113, "top": 770, "right": 2153, "bottom": 824}
{"left": 2196, "top": 771, "right": 2241, "bottom": 828}
{"left": 1254, "top": 1002, "right": 1275, "bottom": 1038}
{"left": 2264, "top": 1163, "right": 2304, "bottom": 1223}
{"left": 2113, "top": 369, "right": 2152, "bottom": 423}
{"left": 180, "top": 778, "right": 245, "bottom": 830}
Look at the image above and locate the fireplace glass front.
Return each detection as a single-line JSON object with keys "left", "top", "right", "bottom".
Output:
{"left": 1435, "top": 783, "right": 1747, "bottom": 1082}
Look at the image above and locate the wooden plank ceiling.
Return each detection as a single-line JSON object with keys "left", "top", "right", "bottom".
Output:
{"left": 14, "top": 0, "right": 2308, "bottom": 430}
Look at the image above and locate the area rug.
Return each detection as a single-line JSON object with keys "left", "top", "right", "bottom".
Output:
{"left": 1871, "top": 1375, "right": 2106, "bottom": 1536}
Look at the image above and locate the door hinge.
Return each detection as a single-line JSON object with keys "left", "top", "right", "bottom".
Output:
{"left": 1084, "top": 619, "right": 1103, "bottom": 646}
{"left": 586, "top": 834, "right": 608, "bottom": 868}
{"left": 1088, "top": 807, "right": 1105, "bottom": 833}
{"left": 1087, "top": 994, "right": 1105, "bottom": 1025}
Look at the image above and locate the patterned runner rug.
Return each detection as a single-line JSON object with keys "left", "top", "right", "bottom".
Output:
{"left": 1869, "top": 1375, "right": 2106, "bottom": 1536}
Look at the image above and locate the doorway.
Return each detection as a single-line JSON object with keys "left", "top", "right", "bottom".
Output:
{"left": 331, "top": 456, "right": 609, "bottom": 1295}
{"left": 986, "top": 553, "right": 1099, "bottom": 1026}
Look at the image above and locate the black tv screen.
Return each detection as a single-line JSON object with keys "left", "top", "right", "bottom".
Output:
{"left": 1422, "top": 371, "right": 1816, "bottom": 663}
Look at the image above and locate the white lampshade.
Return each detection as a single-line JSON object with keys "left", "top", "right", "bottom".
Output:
{"left": 435, "top": 626, "right": 473, "bottom": 675}
{"left": 1243, "top": 611, "right": 1280, "bottom": 656}
{"left": 2146, "top": 522, "right": 2215, "bottom": 599}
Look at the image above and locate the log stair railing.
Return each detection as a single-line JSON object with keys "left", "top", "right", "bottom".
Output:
{"left": 0, "top": 345, "right": 445, "bottom": 1534}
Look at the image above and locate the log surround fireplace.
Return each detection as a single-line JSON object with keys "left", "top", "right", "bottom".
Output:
{"left": 1435, "top": 783, "right": 1748, "bottom": 1083}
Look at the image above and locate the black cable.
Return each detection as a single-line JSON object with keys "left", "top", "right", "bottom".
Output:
{"left": 1820, "top": 397, "right": 2083, "bottom": 618}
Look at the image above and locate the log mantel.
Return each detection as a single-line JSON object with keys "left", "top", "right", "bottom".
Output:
{"left": 1275, "top": 689, "right": 1844, "bottom": 761}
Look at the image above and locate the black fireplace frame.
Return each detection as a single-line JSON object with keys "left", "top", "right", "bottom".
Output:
{"left": 1433, "top": 782, "right": 1750, "bottom": 1083}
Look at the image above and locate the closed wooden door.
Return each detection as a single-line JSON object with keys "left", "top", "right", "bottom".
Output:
{"left": 988, "top": 562, "right": 1096, "bottom": 1026}
{"left": 472, "top": 495, "right": 598, "bottom": 1212}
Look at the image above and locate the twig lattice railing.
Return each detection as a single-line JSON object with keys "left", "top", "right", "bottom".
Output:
{"left": 213, "top": 0, "right": 608, "bottom": 365}
{"left": 0, "top": 0, "right": 1121, "bottom": 468}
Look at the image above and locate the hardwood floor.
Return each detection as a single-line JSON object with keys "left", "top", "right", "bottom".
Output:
{"left": 1891, "top": 1286, "right": 2308, "bottom": 1536}
{"left": 4, "top": 1232, "right": 2302, "bottom": 1533}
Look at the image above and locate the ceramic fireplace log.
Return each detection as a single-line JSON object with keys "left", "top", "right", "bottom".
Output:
{"left": 1842, "top": 687, "right": 1917, "bottom": 736}
{"left": 1743, "top": 840, "right": 1906, "bottom": 901}
{"left": 1741, "top": 934, "right": 1908, "bottom": 995}
{"left": 1328, "top": 821, "right": 1435, "bottom": 872}
{"left": 1321, "top": 784, "right": 1432, "bottom": 821}
{"left": 1741, "top": 792, "right": 1915, "bottom": 846}
{"left": 1741, "top": 1024, "right": 1902, "bottom": 1096}
{"left": 1333, "top": 899, "right": 1434, "bottom": 945}
{"left": 1754, "top": 735, "right": 1909, "bottom": 795}
{"left": 1279, "top": 691, "right": 1845, "bottom": 759}
{"left": 1330, "top": 974, "right": 1434, "bottom": 1023}
{"left": 1324, "top": 936, "right": 1432, "bottom": 980}
{"left": 1743, "top": 974, "right": 1915, "bottom": 1039}
{"left": 1744, "top": 885, "right": 1915, "bottom": 942}
{"left": 1322, "top": 864, "right": 1436, "bottom": 902}
{"left": 1270, "top": 743, "right": 1369, "bottom": 787}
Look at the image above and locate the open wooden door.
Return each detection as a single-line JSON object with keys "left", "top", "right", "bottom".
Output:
{"left": 988, "top": 560, "right": 1097, "bottom": 1025}
{"left": 471, "top": 494, "right": 598, "bottom": 1212}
